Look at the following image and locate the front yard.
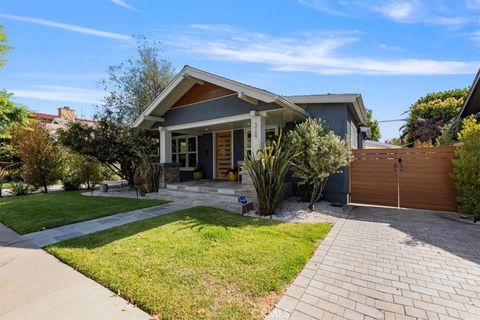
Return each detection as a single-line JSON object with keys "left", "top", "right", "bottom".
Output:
{"left": 0, "top": 191, "right": 168, "bottom": 234}
{"left": 47, "top": 206, "right": 331, "bottom": 319}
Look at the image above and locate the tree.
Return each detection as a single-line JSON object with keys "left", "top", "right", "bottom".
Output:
{"left": 243, "top": 133, "right": 294, "bottom": 216}
{"left": 0, "top": 24, "right": 11, "bottom": 67}
{"left": 58, "top": 119, "right": 156, "bottom": 186}
{"left": 12, "top": 122, "right": 62, "bottom": 192}
{"left": 0, "top": 90, "right": 30, "bottom": 138}
{"left": 287, "top": 118, "right": 353, "bottom": 210}
{"left": 365, "top": 108, "right": 381, "bottom": 141}
{"left": 404, "top": 88, "right": 468, "bottom": 146}
{"left": 97, "top": 36, "right": 175, "bottom": 124}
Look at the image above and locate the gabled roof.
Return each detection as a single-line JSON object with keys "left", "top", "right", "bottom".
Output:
{"left": 458, "top": 68, "right": 480, "bottom": 119}
{"left": 132, "top": 65, "right": 309, "bottom": 129}
{"left": 285, "top": 94, "right": 368, "bottom": 124}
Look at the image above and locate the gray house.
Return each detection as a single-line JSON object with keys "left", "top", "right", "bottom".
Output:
{"left": 133, "top": 66, "right": 368, "bottom": 204}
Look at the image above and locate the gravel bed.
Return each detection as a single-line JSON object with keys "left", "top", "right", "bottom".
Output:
{"left": 245, "top": 197, "right": 347, "bottom": 223}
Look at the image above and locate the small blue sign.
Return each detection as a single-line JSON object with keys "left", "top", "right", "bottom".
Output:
{"left": 238, "top": 195, "right": 248, "bottom": 205}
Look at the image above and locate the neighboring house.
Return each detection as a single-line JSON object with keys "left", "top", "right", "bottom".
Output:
{"left": 364, "top": 140, "right": 401, "bottom": 149}
{"left": 33, "top": 106, "right": 96, "bottom": 135}
{"left": 133, "top": 66, "right": 369, "bottom": 203}
{"left": 458, "top": 68, "right": 480, "bottom": 119}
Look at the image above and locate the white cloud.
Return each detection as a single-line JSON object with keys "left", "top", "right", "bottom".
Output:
{"left": 0, "top": 13, "right": 132, "bottom": 41}
{"left": 296, "top": 0, "right": 347, "bottom": 16}
{"left": 12, "top": 72, "right": 102, "bottom": 81}
{"left": 298, "top": 0, "right": 469, "bottom": 27}
{"left": 169, "top": 25, "right": 479, "bottom": 75}
{"left": 10, "top": 85, "right": 104, "bottom": 104}
{"left": 465, "top": 0, "right": 480, "bottom": 9}
{"left": 110, "top": 0, "right": 140, "bottom": 12}
{"left": 374, "top": 0, "right": 416, "bottom": 22}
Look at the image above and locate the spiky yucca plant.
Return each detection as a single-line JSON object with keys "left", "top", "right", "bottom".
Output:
{"left": 243, "top": 133, "right": 294, "bottom": 216}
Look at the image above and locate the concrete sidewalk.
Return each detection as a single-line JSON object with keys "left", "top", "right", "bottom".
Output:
{"left": 24, "top": 202, "right": 190, "bottom": 247}
{"left": 0, "top": 224, "right": 151, "bottom": 320}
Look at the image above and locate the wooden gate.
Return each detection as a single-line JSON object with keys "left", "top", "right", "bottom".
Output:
{"left": 350, "top": 147, "right": 457, "bottom": 212}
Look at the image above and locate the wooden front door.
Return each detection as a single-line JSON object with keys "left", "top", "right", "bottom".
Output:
{"left": 215, "top": 131, "right": 232, "bottom": 179}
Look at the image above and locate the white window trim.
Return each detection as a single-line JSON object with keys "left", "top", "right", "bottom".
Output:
{"left": 244, "top": 125, "right": 279, "bottom": 156}
{"left": 172, "top": 135, "right": 198, "bottom": 170}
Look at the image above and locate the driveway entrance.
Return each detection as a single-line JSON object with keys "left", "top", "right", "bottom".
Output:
{"left": 350, "top": 147, "right": 457, "bottom": 212}
{"left": 270, "top": 206, "right": 480, "bottom": 320}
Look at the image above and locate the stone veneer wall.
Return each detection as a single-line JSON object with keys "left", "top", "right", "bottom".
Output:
{"left": 240, "top": 169, "right": 294, "bottom": 204}
{"left": 159, "top": 163, "right": 180, "bottom": 188}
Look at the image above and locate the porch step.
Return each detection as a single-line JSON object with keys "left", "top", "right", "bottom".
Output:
{"left": 145, "top": 188, "right": 254, "bottom": 214}
{"left": 165, "top": 183, "right": 243, "bottom": 196}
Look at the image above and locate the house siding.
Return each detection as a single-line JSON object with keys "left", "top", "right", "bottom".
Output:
{"left": 160, "top": 95, "right": 281, "bottom": 127}
{"left": 233, "top": 129, "right": 244, "bottom": 166}
{"left": 198, "top": 133, "right": 214, "bottom": 179}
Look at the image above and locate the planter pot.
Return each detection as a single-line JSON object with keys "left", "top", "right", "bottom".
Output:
{"left": 227, "top": 172, "right": 238, "bottom": 182}
{"left": 193, "top": 171, "right": 204, "bottom": 180}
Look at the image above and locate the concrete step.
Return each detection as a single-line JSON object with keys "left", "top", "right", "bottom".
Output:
{"left": 145, "top": 189, "right": 254, "bottom": 214}
{"left": 165, "top": 183, "right": 243, "bottom": 196}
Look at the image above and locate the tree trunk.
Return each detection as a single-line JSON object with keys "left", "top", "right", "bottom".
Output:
{"left": 308, "top": 182, "right": 320, "bottom": 211}
{"left": 43, "top": 185, "right": 48, "bottom": 193}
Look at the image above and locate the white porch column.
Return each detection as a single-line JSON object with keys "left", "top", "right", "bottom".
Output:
{"left": 159, "top": 127, "right": 172, "bottom": 163}
{"left": 250, "top": 111, "right": 266, "bottom": 156}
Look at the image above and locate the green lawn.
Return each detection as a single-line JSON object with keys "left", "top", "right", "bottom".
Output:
{"left": 0, "top": 191, "right": 169, "bottom": 234}
{"left": 47, "top": 207, "right": 331, "bottom": 320}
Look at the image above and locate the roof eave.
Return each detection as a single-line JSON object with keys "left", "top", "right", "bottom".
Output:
{"left": 457, "top": 68, "right": 480, "bottom": 120}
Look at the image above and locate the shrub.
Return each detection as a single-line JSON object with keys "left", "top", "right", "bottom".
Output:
{"left": 453, "top": 130, "right": 480, "bottom": 222}
{"left": 242, "top": 133, "right": 294, "bottom": 216}
{"left": 61, "top": 149, "right": 109, "bottom": 190}
{"left": 457, "top": 114, "right": 480, "bottom": 141}
{"left": 62, "top": 175, "right": 82, "bottom": 191}
{"left": 10, "top": 182, "right": 36, "bottom": 196}
{"left": 287, "top": 118, "right": 353, "bottom": 210}
{"left": 135, "top": 151, "right": 161, "bottom": 194}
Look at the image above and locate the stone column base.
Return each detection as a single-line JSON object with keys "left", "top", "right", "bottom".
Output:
{"left": 159, "top": 163, "right": 180, "bottom": 189}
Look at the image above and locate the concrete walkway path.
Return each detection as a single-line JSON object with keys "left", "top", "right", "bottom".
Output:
{"left": 24, "top": 202, "right": 191, "bottom": 247}
{"left": 270, "top": 206, "right": 480, "bottom": 320}
{"left": 0, "top": 224, "right": 151, "bottom": 320}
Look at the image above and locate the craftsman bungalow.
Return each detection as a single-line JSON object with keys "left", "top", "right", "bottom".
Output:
{"left": 133, "top": 66, "right": 369, "bottom": 203}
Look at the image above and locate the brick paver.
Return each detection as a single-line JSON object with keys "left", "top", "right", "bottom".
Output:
{"left": 269, "top": 206, "right": 480, "bottom": 320}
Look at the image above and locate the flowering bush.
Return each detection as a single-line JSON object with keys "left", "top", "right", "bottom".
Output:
{"left": 404, "top": 89, "right": 468, "bottom": 146}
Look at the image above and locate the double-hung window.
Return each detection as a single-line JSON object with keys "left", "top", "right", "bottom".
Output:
{"left": 172, "top": 136, "right": 197, "bottom": 169}
{"left": 244, "top": 126, "right": 278, "bottom": 156}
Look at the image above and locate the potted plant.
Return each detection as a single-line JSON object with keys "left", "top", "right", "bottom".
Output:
{"left": 193, "top": 165, "right": 204, "bottom": 180}
{"left": 224, "top": 167, "right": 239, "bottom": 182}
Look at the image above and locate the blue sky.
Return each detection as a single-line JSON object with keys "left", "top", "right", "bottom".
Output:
{"left": 1, "top": 0, "right": 479, "bottom": 140}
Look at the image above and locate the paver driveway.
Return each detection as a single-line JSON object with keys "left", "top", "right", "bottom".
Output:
{"left": 270, "top": 205, "right": 480, "bottom": 320}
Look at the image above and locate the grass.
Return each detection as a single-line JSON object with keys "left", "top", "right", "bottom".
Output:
{"left": 0, "top": 191, "right": 169, "bottom": 234}
{"left": 47, "top": 206, "right": 331, "bottom": 320}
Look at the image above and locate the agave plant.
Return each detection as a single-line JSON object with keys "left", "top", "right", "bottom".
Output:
{"left": 242, "top": 132, "right": 295, "bottom": 216}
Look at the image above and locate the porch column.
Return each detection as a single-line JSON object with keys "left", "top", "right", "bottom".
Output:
{"left": 159, "top": 127, "right": 172, "bottom": 163}
{"left": 250, "top": 111, "right": 266, "bottom": 156}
